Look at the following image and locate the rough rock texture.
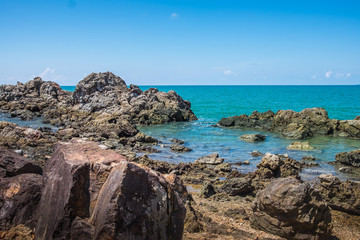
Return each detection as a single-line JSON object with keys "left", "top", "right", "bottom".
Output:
{"left": 252, "top": 153, "right": 302, "bottom": 180}
{"left": 250, "top": 177, "right": 332, "bottom": 240}
{"left": 220, "top": 177, "right": 253, "bottom": 196}
{"left": 35, "top": 139, "right": 187, "bottom": 240}
{"left": 0, "top": 224, "right": 35, "bottom": 240}
{"left": 335, "top": 149, "right": 360, "bottom": 167}
{"left": 287, "top": 142, "right": 315, "bottom": 151}
{"left": 315, "top": 174, "right": 360, "bottom": 215}
{"left": 0, "top": 149, "right": 43, "bottom": 231}
{"left": 0, "top": 72, "right": 197, "bottom": 140}
{"left": 195, "top": 153, "right": 224, "bottom": 165}
{"left": 218, "top": 107, "right": 360, "bottom": 139}
{"left": 251, "top": 150, "right": 264, "bottom": 157}
{"left": 240, "top": 133, "right": 266, "bottom": 142}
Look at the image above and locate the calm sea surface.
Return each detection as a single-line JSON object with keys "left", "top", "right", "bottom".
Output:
{"left": 6, "top": 85, "right": 360, "bottom": 180}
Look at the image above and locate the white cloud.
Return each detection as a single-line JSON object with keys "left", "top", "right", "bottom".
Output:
{"left": 311, "top": 75, "right": 317, "bottom": 79}
{"left": 325, "top": 71, "right": 332, "bottom": 78}
{"left": 224, "top": 70, "right": 237, "bottom": 76}
{"left": 39, "top": 67, "right": 55, "bottom": 78}
{"left": 170, "top": 12, "right": 178, "bottom": 18}
{"left": 346, "top": 73, "right": 351, "bottom": 77}
{"left": 335, "top": 73, "right": 351, "bottom": 79}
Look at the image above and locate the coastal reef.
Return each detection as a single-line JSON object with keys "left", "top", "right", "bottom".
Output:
{"left": 218, "top": 107, "right": 360, "bottom": 139}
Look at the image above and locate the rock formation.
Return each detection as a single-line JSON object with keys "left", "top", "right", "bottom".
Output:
{"left": 218, "top": 107, "right": 360, "bottom": 139}
{"left": 250, "top": 177, "right": 332, "bottom": 240}
{"left": 335, "top": 149, "right": 360, "bottom": 167}
{"left": 239, "top": 133, "right": 266, "bottom": 142}
{"left": 0, "top": 139, "right": 188, "bottom": 240}
{"left": 314, "top": 174, "right": 360, "bottom": 215}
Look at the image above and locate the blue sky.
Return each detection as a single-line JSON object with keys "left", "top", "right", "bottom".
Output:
{"left": 0, "top": 0, "right": 359, "bottom": 85}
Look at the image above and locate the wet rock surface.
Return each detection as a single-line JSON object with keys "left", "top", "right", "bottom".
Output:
{"left": 195, "top": 153, "right": 224, "bottom": 165}
{"left": 250, "top": 177, "right": 332, "bottom": 240}
{"left": 287, "top": 141, "right": 315, "bottom": 150}
{"left": 218, "top": 107, "right": 360, "bottom": 139}
{"left": 170, "top": 144, "right": 193, "bottom": 152}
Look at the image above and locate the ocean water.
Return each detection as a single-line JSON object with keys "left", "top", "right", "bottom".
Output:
{"left": 135, "top": 85, "right": 360, "bottom": 181}
{"left": 2, "top": 85, "right": 360, "bottom": 180}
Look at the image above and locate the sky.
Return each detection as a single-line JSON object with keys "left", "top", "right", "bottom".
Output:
{"left": 0, "top": 0, "right": 359, "bottom": 85}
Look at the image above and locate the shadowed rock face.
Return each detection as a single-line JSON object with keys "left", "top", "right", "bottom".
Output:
{"left": 250, "top": 177, "right": 332, "bottom": 240}
{"left": 35, "top": 139, "right": 187, "bottom": 240}
{"left": 218, "top": 107, "right": 360, "bottom": 139}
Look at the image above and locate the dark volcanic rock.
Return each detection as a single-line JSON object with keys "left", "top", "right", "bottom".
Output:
{"left": 240, "top": 133, "right": 266, "bottom": 142}
{"left": 0, "top": 147, "right": 42, "bottom": 177}
{"left": 315, "top": 174, "right": 360, "bottom": 215}
{"left": 335, "top": 149, "right": 360, "bottom": 167}
{"left": 218, "top": 107, "right": 360, "bottom": 139}
{"left": 35, "top": 139, "right": 187, "bottom": 240}
{"left": 251, "top": 150, "right": 264, "bottom": 157}
{"left": 170, "top": 138, "right": 185, "bottom": 144}
{"left": 250, "top": 177, "right": 332, "bottom": 240}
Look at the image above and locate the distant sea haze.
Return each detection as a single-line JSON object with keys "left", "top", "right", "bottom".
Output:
{"left": 61, "top": 85, "right": 360, "bottom": 121}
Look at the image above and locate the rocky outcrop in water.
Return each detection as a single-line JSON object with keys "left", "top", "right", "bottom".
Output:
{"left": 250, "top": 177, "right": 332, "bottom": 240}
{"left": 218, "top": 107, "right": 360, "bottom": 139}
{"left": 314, "top": 174, "right": 360, "bottom": 215}
{"left": 0, "top": 139, "right": 188, "bottom": 240}
{"left": 335, "top": 149, "right": 360, "bottom": 167}
{"left": 239, "top": 133, "right": 266, "bottom": 142}
{"left": 0, "top": 72, "right": 197, "bottom": 140}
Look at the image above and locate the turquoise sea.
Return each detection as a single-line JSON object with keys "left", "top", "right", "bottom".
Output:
{"left": 7, "top": 85, "right": 360, "bottom": 180}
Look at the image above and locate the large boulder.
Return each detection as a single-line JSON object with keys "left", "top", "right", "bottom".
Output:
{"left": 35, "top": 139, "right": 187, "bottom": 240}
{"left": 250, "top": 177, "right": 332, "bottom": 240}
{"left": 239, "top": 133, "right": 266, "bottom": 142}
{"left": 335, "top": 149, "right": 360, "bottom": 167}
{"left": 314, "top": 174, "right": 360, "bottom": 215}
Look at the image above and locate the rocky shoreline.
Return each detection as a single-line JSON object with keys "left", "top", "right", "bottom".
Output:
{"left": 218, "top": 108, "right": 360, "bottom": 139}
{"left": 1, "top": 73, "right": 360, "bottom": 239}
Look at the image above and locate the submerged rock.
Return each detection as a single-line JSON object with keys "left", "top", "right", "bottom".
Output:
{"left": 335, "top": 149, "right": 360, "bottom": 167}
{"left": 218, "top": 107, "right": 360, "bottom": 139}
{"left": 195, "top": 153, "right": 224, "bottom": 165}
{"left": 287, "top": 141, "right": 315, "bottom": 151}
{"left": 250, "top": 177, "right": 332, "bottom": 240}
{"left": 240, "top": 133, "right": 266, "bottom": 142}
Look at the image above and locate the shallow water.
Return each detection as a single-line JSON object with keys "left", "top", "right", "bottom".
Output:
{"left": 136, "top": 85, "right": 360, "bottom": 181}
{"left": 0, "top": 112, "right": 58, "bottom": 131}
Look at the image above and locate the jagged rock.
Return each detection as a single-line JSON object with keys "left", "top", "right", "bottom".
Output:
{"left": 355, "top": 115, "right": 360, "bottom": 120}
{"left": 0, "top": 147, "right": 42, "bottom": 177}
{"left": 170, "top": 144, "right": 192, "bottom": 152}
{"left": 251, "top": 150, "right": 264, "bottom": 157}
{"left": 287, "top": 142, "right": 315, "bottom": 150}
{"left": 199, "top": 182, "right": 217, "bottom": 198}
{"left": 335, "top": 149, "right": 360, "bottom": 167}
{"left": 300, "top": 161, "right": 319, "bottom": 168}
{"left": 195, "top": 153, "right": 224, "bottom": 165}
{"left": 220, "top": 177, "right": 253, "bottom": 196}
{"left": 339, "top": 167, "right": 352, "bottom": 173}
{"left": 250, "top": 177, "right": 332, "bottom": 240}
{"left": 315, "top": 174, "right": 360, "bottom": 215}
{"left": 218, "top": 107, "right": 360, "bottom": 139}
{"left": 252, "top": 153, "right": 302, "bottom": 179}
{"left": 35, "top": 139, "right": 187, "bottom": 240}
{"left": 214, "top": 163, "right": 232, "bottom": 172}
{"left": 240, "top": 133, "right": 266, "bottom": 142}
